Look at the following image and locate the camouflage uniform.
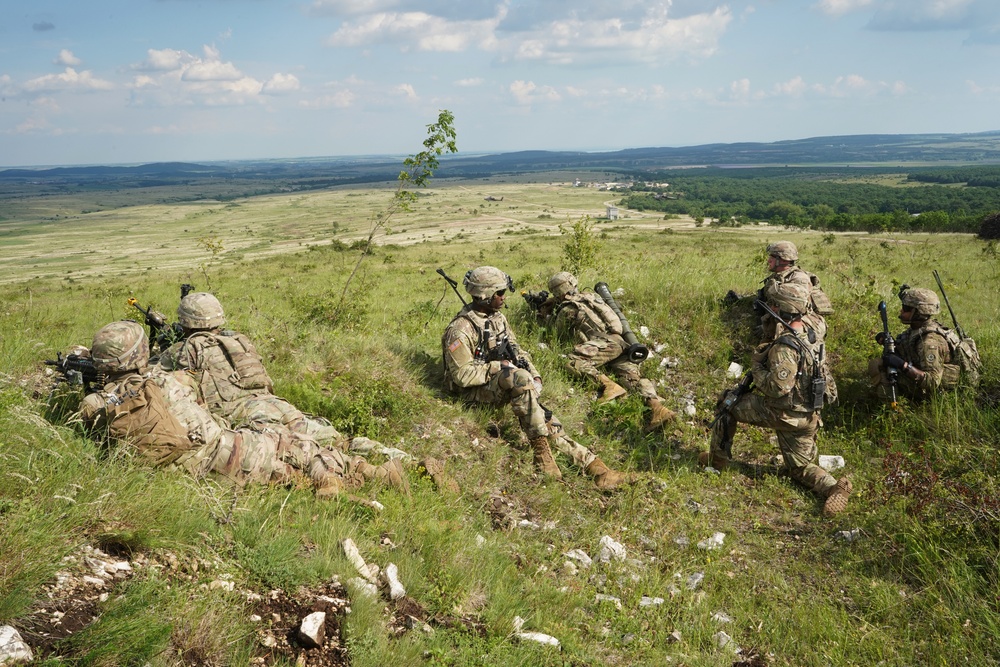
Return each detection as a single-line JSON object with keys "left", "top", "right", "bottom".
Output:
{"left": 545, "top": 272, "right": 674, "bottom": 429}
{"left": 80, "top": 321, "right": 406, "bottom": 495}
{"left": 869, "top": 287, "right": 961, "bottom": 400}
{"left": 704, "top": 283, "right": 851, "bottom": 515}
{"left": 159, "top": 293, "right": 343, "bottom": 448}
{"left": 442, "top": 266, "right": 627, "bottom": 489}
{"left": 760, "top": 241, "right": 830, "bottom": 343}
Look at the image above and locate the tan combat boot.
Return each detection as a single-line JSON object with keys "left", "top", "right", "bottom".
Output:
{"left": 586, "top": 457, "right": 629, "bottom": 490}
{"left": 418, "top": 457, "right": 460, "bottom": 494}
{"left": 374, "top": 459, "right": 411, "bottom": 495}
{"left": 530, "top": 436, "right": 562, "bottom": 480}
{"left": 698, "top": 451, "right": 729, "bottom": 471}
{"left": 315, "top": 474, "right": 344, "bottom": 499}
{"left": 597, "top": 374, "right": 628, "bottom": 403}
{"left": 823, "top": 477, "right": 853, "bottom": 517}
{"left": 644, "top": 398, "right": 677, "bottom": 432}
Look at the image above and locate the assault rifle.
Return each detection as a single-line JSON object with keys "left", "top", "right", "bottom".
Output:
{"left": 709, "top": 370, "right": 754, "bottom": 433}
{"left": 436, "top": 268, "right": 467, "bottom": 307}
{"left": 754, "top": 299, "right": 826, "bottom": 411}
{"left": 45, "top": 352, "right": 103, "bottom": 390}
{"left": 594, "top": 282, "right": 649, "bottom": 363}
{"left": 128, "top": 283, "right": 195, "bottom": 352}
{"left": 521, "top": 289, "right": 550, "bottom": 312}
{"left": 877, "top": 300, "right": 899, "bottom": 409}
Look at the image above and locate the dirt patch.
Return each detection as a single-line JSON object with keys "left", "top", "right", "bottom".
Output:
{"left": 250, "top": 582, "right": 350, "bottom": 667}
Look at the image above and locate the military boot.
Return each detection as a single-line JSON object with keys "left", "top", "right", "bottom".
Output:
{"left": 644, "top": 398, "right": 676, "bottom": 432}
{"left": 586, "top": 457, "right": 629, "bottom": 490}
{"left": 822, "top": 477, "right": 853, "bottom": 517}
{"left": 530, "top": 436, "right": 562, "bottom": 480}
{"left": 419, "top": 457, "right": 460, "bottom": 494}
{"left": 698, "top": 451, "right": 729, "bottom": 471}
{"left": 597, "top": 374, "right": 628, "bottom": 403}
{"left": 315, "top": 474, "right": 344, "bottom": 499}
{"left": 373, "top": 459, "right": 411, "bottom": 495}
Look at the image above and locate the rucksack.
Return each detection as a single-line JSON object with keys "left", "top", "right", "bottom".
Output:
{"left": 944, "top": 329, "right": 982, "bottom": 387}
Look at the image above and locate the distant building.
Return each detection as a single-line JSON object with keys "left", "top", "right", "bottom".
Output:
{"left": 606, "top": 205, "right": 620, "bottom": 220}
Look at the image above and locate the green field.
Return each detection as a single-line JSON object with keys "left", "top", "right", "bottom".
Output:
{"left": 1, "top": 179, "right": 998, "bottom": 665}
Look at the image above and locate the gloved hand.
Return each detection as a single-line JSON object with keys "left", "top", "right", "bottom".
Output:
{"left": 874, "top": 332, "right": 886, "bottom": 345}
{"left": 883, "top": 353, "right": 906, "bottom": 369}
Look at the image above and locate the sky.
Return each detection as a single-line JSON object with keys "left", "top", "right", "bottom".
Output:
{"left": 2, "top": 0, "right": 999, "bottom": 167}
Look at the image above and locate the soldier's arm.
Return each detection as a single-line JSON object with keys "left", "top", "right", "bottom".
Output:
{"left": 502, "top": 319, "right": 541, "bottom": 379}
{"left": 751, "top": 342, "right": 799, "bottom": 398}
{"left": 907, "top": 333, "right": 949, "bottom": 391}
{"left": 444, "top": 327, "right": 501, "bottom": 388}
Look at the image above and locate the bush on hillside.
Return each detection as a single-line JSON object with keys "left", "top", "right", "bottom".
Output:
{"left": 979, "top": 211, "right": 1000, "bottom": 239}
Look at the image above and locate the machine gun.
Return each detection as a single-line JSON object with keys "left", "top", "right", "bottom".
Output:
{"left": 877, "top": 300, "right": 899, "bottom": 409}
{"left": 45, "top": 351, "right": 103, "bottom": 390}
{"left": 128, "top": 283, "right": 195, "bottom": 352}
{"left": 594, "top": 282, "right": 649, "bottom": 363}
{"left": 754, "top": 299, "right": 826, "bottom": 412}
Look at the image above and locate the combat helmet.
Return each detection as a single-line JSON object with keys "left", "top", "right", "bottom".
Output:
{"left": 766, "top": 282, "right": 810, "bottom": 316}
{"left": 91, "top": 320, "right": 150, "bottom": 374}
{"left": 900, "top": 287, "right": 940, "bottom": 318}
{"left": 548, "top": 271, "right": 579, "bottom": 299}
{"left": 177, "top": 292, "right": 225, "bottom": 330}
{"left": 463, "top": 266, "right": 513, "bottom": 300}
{"left": 767, "top": 241, "right": 798, "bottom": 262}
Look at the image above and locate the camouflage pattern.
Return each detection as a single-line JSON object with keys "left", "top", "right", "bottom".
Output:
{"left": 463, "top": 266, "right": 512, "bottom": 299}
{"left": 900, "top": 287, "right": 941, "bottom": 317}
{"left": 760, "top": 266, "right": 824, "bottom": 341}
{"left": 869, "top": 318, "right": 959, "bottom": 398}
{"left": 767, "top": 241, "right": 798, "bottom": 261}
{"left": 90, "top": 321, "right": 150, "bottom": 374}
{"left": 177, "top": 292, "right": 226, "bottom": 330}
{"left": 547, "top": 271, "right": 579, "bottom": 299}
{"left": 709, "top": 327, "right": 840, "bottom": 498}
{"left": 551, "top": 290, "right": 658, "bottom": 401}
{"left": 766, "top": 282, "right": 810, "bottom": 315}
{"left": 442, "top": 303, "right": 597, "bottom": 469}
{"left": 159, "top": 329, "right": 344, "bottom": 448}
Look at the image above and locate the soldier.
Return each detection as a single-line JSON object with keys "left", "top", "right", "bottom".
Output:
{"left": 159, "top": 292, "right": 343, "bottom": 447}
{"left": 759, "top": 241, "right": 832, "bottom": 343}
{"left": 79, "top": 321, "right": 408, "bottom": 498}
{"left": 542, "top": 271, "right": 675, "bottom": 431}
{"left": 441, "top": 266, "right": 628, "bottom": 489}
{"left": 869, "top": 287, "right": 971, "bottom": 399}
{"left": 699, "top": 283, "right": 852, "bottom": 517}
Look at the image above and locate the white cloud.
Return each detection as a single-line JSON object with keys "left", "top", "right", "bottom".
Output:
{"left": 814, "top": 0, "right": 874, "bottom": 17}
{"left": 182, "top": 60, "right": 243, "bottom": 82}
{"left": 508, "top": 79, "right": 560, "bottom": 105}
{"left": 263, "top": 73, "right": 301, "bottom": 94}
{"left": 137, "top": 48, "right": 195, "bottom": 72}
{"left": 394, "top": 83, "right": 418, "bottom": 100}
{"left": 730, "top": 78, "right": 751, "bottom": 100}
{"left": 328, "top": 11, "right": 499, "bottom": 52}
{"left": 867, "top": 0, "right": 999, "bottom": 31}
{"left": 300, "top": 89, "right": 357, "bottom": 109}
{"left": 14, "top": 116, "right": 50, "bottom": 134}
{"left": 454, "top": 77, "right": 483, "bottom": 87}
{"left": 56, "top": 49, "right": 82, "bottom": 66}
{"left": 23, "top": 68, "right": 114, "bottom": 93}
{"left": 773, "top": 76, "right": 808, "bottom": 97}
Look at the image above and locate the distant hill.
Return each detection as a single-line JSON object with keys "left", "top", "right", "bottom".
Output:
{"left": 3, "top": 131, "right": 1000, "bottom": 186}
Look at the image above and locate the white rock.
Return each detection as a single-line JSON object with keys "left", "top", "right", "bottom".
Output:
{"left": 346, "top": 577, "right": 378, "bottom": 599}
{"left": 595, "top": 593, "right": 622, "bottom": 610}
{"left": 82, "top": 575, "right": 106, "bottom": 588}
{"left": 613, "top": 287, "right": 626, "bottom": 298}
{"left": 384, "top": 563, "right": 406, "bottom": 601}
{"left": 0, "top": 625, "right": 33, "bottom": 665}
{"left": 639, "top": 596, "right": 664, "bottom": 607}
{"left": 597, "top": 536, "right": 626, "bottom": 563}
{"left": 711, "top": 611, "right": 733, "bottom": 623}
{"left": 298, "top": 611, "right": 326, "bottom": 648}
{"left": 562, "top": 561, "right": 578, "bottom": 576}
{"left": 684, "top": 402, "right": 697, "bottom": 417}
{"left": 639, "top": 326, "right": 651, "bottom": 338}
{"left": 673, "top": 535, "right": 690, "bottom": 547}
{"left": 112, "top": 561, "right": 132, "bottom": 573}
{"left": 686, "top": 572, "right": 704, "bottom": 590}
{"left": 517, "top": 631, "right": 561, "bottom": 647}
{"left": 517, "top": 519, "right": 540, "bottom": 530}
{"left": 537, "top": 343, "right": 548, "bottom": 350}
{"left": 369, "top": 500, "right": 385, "bottom": 511}
{"left": 249, "top": 614, "right": 262, "bottom": 623}
{"left": 563, "top": 549, "right": 593, "bottom": 568}
{"left": 209, "top": 579, "right": 235, "bottom": 591}
{"left": 818, "top": 455, "right": 845, "bottom": 471}
{"left": 342, "top": 538, "right": 379, "bottom": 583}
{"left": 475, "top": 534, "right": 487, "bottom": 547}
{"left": 726, "top": 362, "right": 743, "bottom": 378}
{"left": 836, "top": 528, "right": 862, "bottom": 542}
{"left": 667, "top": 629, "right": 682, "bottom": 643}
{"left": 714, "top": 630, "right": 736, "bottom": 650}
{"left": 697, "top": 532, "right": 726, "bottom": 550}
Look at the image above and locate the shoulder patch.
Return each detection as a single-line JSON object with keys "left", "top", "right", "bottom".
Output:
{"left": 925, "top": 352, "right": 937, "bottom": 364}
{"left": 448, "top": 339, "right": 463, "bottom": 353}
{"left": 777, "top": 369, "right": 790, "bottom": 380}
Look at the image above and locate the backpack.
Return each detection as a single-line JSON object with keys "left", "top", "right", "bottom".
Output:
{"left": 944, "top": 330, "right": 982, "bottom": 387}
{"left": 807, "top": 273, "right": 835, "bottom": 315}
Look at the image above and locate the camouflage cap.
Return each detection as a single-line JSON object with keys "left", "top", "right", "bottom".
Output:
{"left": 767, "top": 241, "right": 798, "bottom": 261}
{"left": 900, "top": 287, "right": 940, "bottom": 317}
{"left": 463, "top": 266, "right": 513, "bottom": 299}
{"left": 766, "top": 282, "right": 810, "bottom": 315}
{"left": 547, "top": 271, "right": 579, "bottom": 299}
{"left": 91, "top": 320, "right": 150, "bottom": 373}
{"left": 177, "top": 292, "right": 225, "bottom": 329}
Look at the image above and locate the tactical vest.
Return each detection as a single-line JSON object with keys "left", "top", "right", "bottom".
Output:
{"left": 441, "top": 310, "right": 508, "bottom": 392}
{"left": 768, "top": 267, "right": 834, "bottom": 315}
{"left": 101, "top": 373, "right": 193, "bottom": 465}
{"left": 767, "top": 332, "right": 826, "bottom": 413}
{"left": 897, "top": 320, "right": 977, "bottom": 389}
{"left": 181, "top": 331, "right": 273, "bottom": 411}
{"left": 558, "top": 292, "right": 623, "bottom": 342}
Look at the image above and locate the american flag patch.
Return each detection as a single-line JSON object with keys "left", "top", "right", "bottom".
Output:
{"left": 448, "top": 339, "right": 463, "bottom": 352}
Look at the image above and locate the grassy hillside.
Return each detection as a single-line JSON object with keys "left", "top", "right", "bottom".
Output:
{"left": 1, "top": 181, "right": 998, "bottom": 665}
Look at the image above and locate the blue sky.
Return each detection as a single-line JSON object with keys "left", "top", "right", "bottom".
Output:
{"left": 2, "top": 0, "right": 999, "bottom": 167}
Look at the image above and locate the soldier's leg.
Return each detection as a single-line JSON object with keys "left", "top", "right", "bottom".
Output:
{"left": 545, "top": 414, "right": 597, "bottom": 470}
{"left": 568, "top": 338, "right": 627, "bottom": 402}
{"left": 610, "top": 360, "right": 676, "bottom": 430}
{"left": 232, "top": 396, "right": 347, "bottom": 449}
{"left": 773, "top": 413, "right": 837, "bottom": 498}
{"left": 209, "top": 428, "right": 289, "bottom": 485}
